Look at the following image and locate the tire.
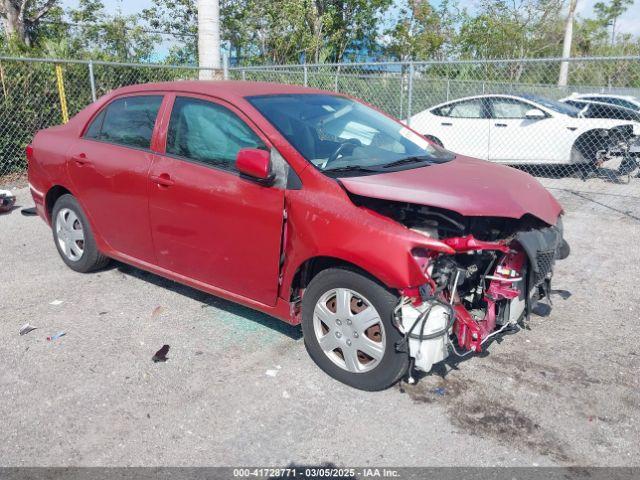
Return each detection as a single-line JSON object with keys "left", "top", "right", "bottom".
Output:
{"left": 571, "top": 130, "right": 607, "bottom": 166}
{"left": 301, "top": 268, "right": 409, "bottom": 391}
{"left": 51, "top": 194, "right": 109, "bottom": 273}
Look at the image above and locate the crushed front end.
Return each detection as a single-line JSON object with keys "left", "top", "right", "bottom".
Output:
{"left": 357, "top": 197, "right": 570, "bottom": 375}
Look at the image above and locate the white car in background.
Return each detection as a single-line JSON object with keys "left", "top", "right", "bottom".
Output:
{"left": 409, "top": 94, "right": 639, "bottom": 166}
{"left": 560, "top": 93, "right": 640, "bottom": 113}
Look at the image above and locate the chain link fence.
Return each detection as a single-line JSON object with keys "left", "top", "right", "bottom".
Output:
{"left": 1, "top": 55, "right": 639, "bottom": 201}
{"left": 232, "top": 57, "right": 640, "bottom": 199}
{"left": 0, "top": 57, "right": 218, "bottom": 184}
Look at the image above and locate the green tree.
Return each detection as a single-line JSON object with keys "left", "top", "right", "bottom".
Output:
{"left": 384, "top": 0, "right": 445, "bottom": 61}
{"left": 68, "top": 0, "right": 159, "bottom": 62}
{"left": 593, "top": 0, "right": 634, "bottom": 45}
{"left": 1, "top": 0, "right": 61, "bottom": 47}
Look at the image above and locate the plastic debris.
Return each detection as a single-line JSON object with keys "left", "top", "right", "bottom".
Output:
{"left": 282, "top": 391, "right": 291, "bottom": 399}
{"left": 152, "top": 344, "right": 170, "bottom": 363}
{"left": 47, "top": 331, "right": 66, "bottom": 341}
{"left": 151, "top": 306, "right": 164, "bottom": 318}
{"left": 0, "top": 189, "right": 16, "bottom": 213}
{"left": 434, "top": 387, "right": 446, "bottom": 396}
{"left": 265, "top": 369, "right": 279, "bottom": 377}
{"left": 20, "top": 207, "right": 37, "bottom": 216}
{"left": 19, "top": 323, "right": 37, "bottom": 336}
{"left": 49, "top": 300, "right": 64, "bottom": 306}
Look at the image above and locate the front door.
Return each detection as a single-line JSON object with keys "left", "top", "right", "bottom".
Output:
{"left": 488, "top": 97, "right": 568, "bottom": 164}
{"left": 66, "top": 94, "right": 164, "bottom": 263}
{"left": 148, "top": 94, "right": 285, "bottom": 306}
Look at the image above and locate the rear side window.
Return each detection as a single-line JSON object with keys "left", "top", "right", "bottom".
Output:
{"left": 166, "top": 96, "right": 265, "bottom": 171}
{"left": 85, "top": 95, "right": 163, "bottom": 149}
{"left": 432, "top": 99, "right": 485, "bottom": 118}
{"left": 590, "top": 96, "right": 637, "bottom": 110}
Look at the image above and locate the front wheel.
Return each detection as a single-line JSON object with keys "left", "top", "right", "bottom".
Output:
{"left": 301, "top": 268, "right": 409, "bottom": 391}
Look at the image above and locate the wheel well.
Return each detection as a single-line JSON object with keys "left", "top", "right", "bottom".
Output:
{"left": 572, "top": 129, "right": 610, "bottom": 162}
{"left": 289, "top": 256, "right": 388, "bottom": 301}
{"left": 45, "top": 185, "right": 72, "bottom": 220}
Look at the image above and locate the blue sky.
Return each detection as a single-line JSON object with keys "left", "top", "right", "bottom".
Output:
{"left": 62, "top": 0, "right": 640, "bottom": 36}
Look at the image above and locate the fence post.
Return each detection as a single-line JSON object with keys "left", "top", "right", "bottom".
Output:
{"left": 241, "top": 69, "right": 246, "bottom": 81}
{"left": 222, "top": 52, "right": 229, "bottom": 80}
{"left": 88, "top": 60, "right": 97, "bottom": 102}
{"left": 407, "top": 62, "right": 414, "bottom": 126}
{"left": 303, "top": 63, "right": 308, "bottom": 87}
{"left": 55, "top": 64, "right": 69, "bottom": 124}
{"left": 446, "top": 78, "right": 450, "bottom": 102}
{"left": 334, "top": 65, "right": 340, "bottom": 93}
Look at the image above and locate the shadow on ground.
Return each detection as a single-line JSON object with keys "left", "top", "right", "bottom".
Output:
{"left": 113, "top": 261, "right": 303, "bottom": 340}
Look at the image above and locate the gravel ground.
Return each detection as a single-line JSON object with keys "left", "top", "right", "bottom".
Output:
{"left": 1, "top": 184, "right": 639, "bottom": 467}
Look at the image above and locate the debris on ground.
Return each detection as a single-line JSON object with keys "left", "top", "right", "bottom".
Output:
{"left": 0, "top": 190, "right": 16, "bottom": 213}
{"left": 282, "top": 391, "right": 291, "bottom": 399}
{"left": 265, "top": 369, "right": 279, "bottom": 377}
{"left": 152, "top": 344, "right": 170, "bottom": 363}
{"left": 20, "top": 207, "right": 37, "bottom": 216}
{"left": 19, "top": 323, "right": 37, "bottom": 336}
{"left": 434, "top": 387, "right": 446, "bottom": 396}
{"left": 49, "top": 300, "right": 64, "bottom": 306}
{"left": 47, "top": 331, "right": 66, "bottom": 341}
{"left": 151, "top": 306, "right": 164, "bottom": 318}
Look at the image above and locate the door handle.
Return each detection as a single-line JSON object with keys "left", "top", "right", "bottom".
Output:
{"left": 441, "top": 122, "right": 453, "bottom": 126}
{"left": 494, "top": 123, "right": 508, "bottom": 127}
{"left": 71, "top": 153, "right": 88, "bottom": 165}
{"left": 150, "top": 173, "right": 175, "bottom": 187}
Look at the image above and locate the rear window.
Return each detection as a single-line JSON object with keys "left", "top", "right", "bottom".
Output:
{"left": 84, "top": 95, "right": 163, "bottom": 149}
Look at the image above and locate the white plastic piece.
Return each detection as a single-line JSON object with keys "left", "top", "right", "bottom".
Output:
{"left": 508, "top": 278, "right": 526, "bottom": 324}
{"left": 400, "top": 302, "right": 450, "bottom": 373}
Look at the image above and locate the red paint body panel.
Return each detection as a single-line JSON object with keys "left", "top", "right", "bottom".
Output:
{"left": 27, "top": 80, "right": 564, "bottom": 327}
{"left": 339, "top": 155, "right": 563, "bottom": 226}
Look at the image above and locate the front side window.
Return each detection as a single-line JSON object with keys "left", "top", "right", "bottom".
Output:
{"left": 166, "top": 97, "right": 265, "bottom": 170}
{"left": 490, "top": 98, "right": 534, "bottom": 119}
{"left": 248, "top": 94, "right": 453, "bottom": 176}
{"left": 85, "top": 95, "right": 163, "bottom": 149}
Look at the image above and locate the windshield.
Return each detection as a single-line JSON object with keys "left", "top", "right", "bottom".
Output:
{"left": 519, "top": 94, "right": 581, "bottom": 117}
{"left": 248, "top": 94, "right": 454, "bottom": 175}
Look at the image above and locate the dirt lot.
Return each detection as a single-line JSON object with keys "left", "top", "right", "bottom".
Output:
{"left": 1, "top": 183, "right": 639, "bottom": 467}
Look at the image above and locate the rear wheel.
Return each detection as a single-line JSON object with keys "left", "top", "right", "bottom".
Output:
{"left": 51, "top": 194, "right": 109, "bottom": 272}
{"left": 301, "top": 268, "right": 409, "bottom": 391}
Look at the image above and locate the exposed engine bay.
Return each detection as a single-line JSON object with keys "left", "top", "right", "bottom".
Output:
{"left": 351, "top": 194, "right": 570, "bottom": 375}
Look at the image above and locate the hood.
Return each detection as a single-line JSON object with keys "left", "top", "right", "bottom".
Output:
{"left": 339, "top": 156, "right": 562, "bottom": 226}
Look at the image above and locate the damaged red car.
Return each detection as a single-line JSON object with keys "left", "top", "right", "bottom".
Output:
{"left": 27, "top": 81, "right": 569, "bottom": 390}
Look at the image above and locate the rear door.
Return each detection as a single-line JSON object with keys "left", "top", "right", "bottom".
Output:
{"left": 429, "top": 98, "right": 490, "bottom": 159}
{"left": 148, "top": 94, "right": 285, "bottom": 305}
{"left": 67, "top": 94, "right": 165, "bottom": 263}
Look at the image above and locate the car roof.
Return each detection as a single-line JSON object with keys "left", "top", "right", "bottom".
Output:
{"left": 109, "top": 80, "right": 332, "bottom": 102}
{"left": 427, "top": 93, "right": 535, "bottom": 110}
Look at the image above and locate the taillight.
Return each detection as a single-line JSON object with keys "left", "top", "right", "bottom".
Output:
{"left": 25, "top": 144, "right": 34, "bottom": 162}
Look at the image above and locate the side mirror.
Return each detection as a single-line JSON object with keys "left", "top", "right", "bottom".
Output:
{"left": 236, "top": 148, "right": 274, "bottom": 185}
{"left": 525, "top": 108, "right": 546, "bottom": 120}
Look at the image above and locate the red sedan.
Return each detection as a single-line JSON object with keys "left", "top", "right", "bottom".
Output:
{"left": 27, "top": 81, "right": 568, "bottom": 390}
